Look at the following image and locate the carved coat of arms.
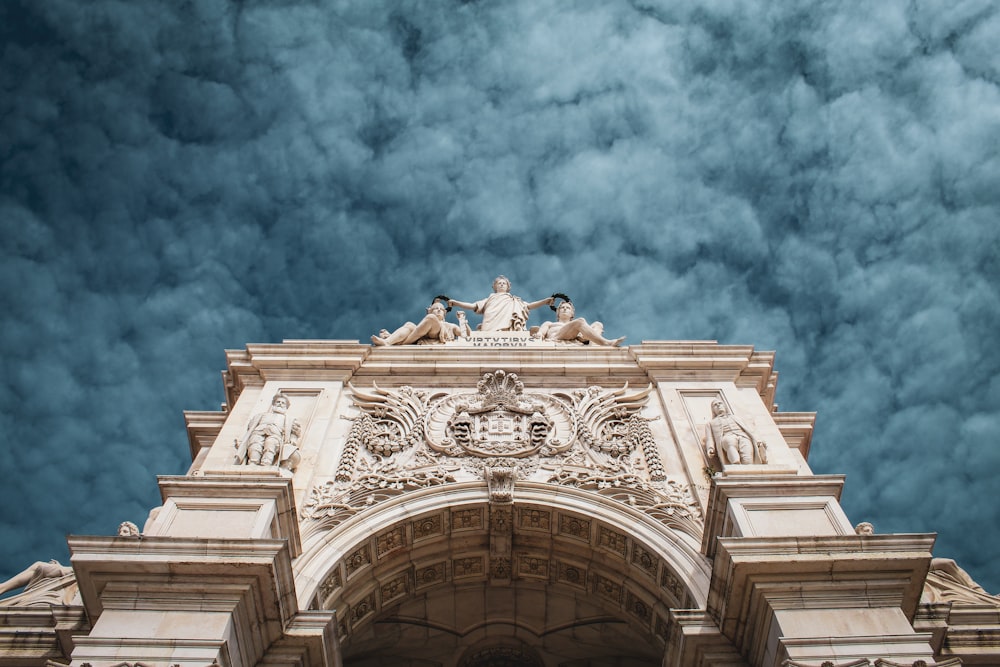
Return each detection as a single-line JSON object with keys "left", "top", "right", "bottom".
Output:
{"left": 424, "top": 370, "right": 575, "bottom": 458}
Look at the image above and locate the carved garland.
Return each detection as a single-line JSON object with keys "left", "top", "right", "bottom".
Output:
{"left": 334, "top": 416, "right": 365, "bottom": 482}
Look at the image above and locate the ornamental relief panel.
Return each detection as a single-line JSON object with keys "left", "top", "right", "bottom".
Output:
{"left": 301, "top": 370, "right": 702, "bottom": 540}
{"left": 425, "top": 370, "right": 575, "bottom": 458}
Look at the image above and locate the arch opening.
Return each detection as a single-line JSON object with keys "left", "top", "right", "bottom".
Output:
{"left": 296, "top": 489, "right": 711, "bottom": 666}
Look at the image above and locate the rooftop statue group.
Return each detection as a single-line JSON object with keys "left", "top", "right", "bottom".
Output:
{"left": 371, "top": 276, "right": 625, "bottom": 347}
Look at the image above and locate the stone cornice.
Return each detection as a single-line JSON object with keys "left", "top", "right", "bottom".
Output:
{"left": 708, "top": 534, "right": 936, "bottom": 661}
{"left": 157, "top": 473, "right": 302, "bottom": 557}
{"left": 68, "top": 536, "right": 295, "bottom": 618}
{"left": 219, "top": 339, "right": 790, "bottom": 409}
{"left": 353, "top": 345, "right": 649, "bottom": 387}
{"left": 771, "top": 411, "right": 816, "bottom": 460}
{"left": 68, "top": 536, "right": 300, "bottom": 667}
{"left": 223, "top": 340, "right": 370, "bottom": 408}
{"left": 630, "top": 342, "right": 778, "bottom": 406}
{"left": 183, "top": 409, "right": 228, "bottom": 461}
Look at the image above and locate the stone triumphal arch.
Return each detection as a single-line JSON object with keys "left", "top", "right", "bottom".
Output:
{"left": 1, "top": 292, "right": 998, "bottom": 666}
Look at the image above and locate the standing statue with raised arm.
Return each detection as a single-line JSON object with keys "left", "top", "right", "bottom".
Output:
{"left": 705, "top": 399, "right": 767, "bottom": 465}
{"left": 534, "top": 300, "right": 625, "bottom": 346}
{"left": 372, "top": 302, "right": 470, "bottom": 346}
{"left": 448, "top": 276, "right": 553, "bottom": 331}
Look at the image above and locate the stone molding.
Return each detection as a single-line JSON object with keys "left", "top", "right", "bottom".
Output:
{"left": 223, "top": 341, "right": 369, "bottom": 408}
{"left": 294, "top": 481, "right": 712, "bottom": 613}
{"left": 708, "top": 534, "right": 936, "bottom": 665}
{"left": 630, "top": 342, "right": 778, "bottom": 408}
{"left": 66, "top": 536, "right": 329, "bottom": 667}
{"left": 701, "top": 474, "right": 848, "bottom": 558}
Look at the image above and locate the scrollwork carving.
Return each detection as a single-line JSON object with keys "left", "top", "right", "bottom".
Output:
{"left": 312, "top": 373, "right": 698, "bottom": 541}
{"left": 348, "top": 383, "right": 435, "bottom": 458}
{"left": 560, "top": 383, "right": 653, "bottom": 459}
{"left": 302, "top": 457, "right": 458, "bottom": 527}
{"left": 545, "top": 466, "right": 702, "bottom": 539}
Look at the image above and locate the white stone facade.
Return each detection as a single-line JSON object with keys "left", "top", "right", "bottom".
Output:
{"left": 1, "top": 337, "right": 997, "bottom": 666}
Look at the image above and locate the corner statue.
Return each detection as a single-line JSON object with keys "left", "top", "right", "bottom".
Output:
{"left": 234, "top": 393, "right": 302, "bottom": 471}
{"left": 372, "top": 302, "right": 470, "bottom": 346}
{"left": 0, "top": 560, "right": 73, "bottom": 597}
{"left": 534, "top": 301, "right": 625, "bottom": 346}
{"left": 448, "top": 276, "right": 553, "bottom": 331}
{"left": 704, "top": 399, "right": 767, "bottom": 465}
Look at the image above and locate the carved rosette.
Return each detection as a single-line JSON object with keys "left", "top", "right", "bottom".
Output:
{"left": 424, "top": 371, "right": 576, "bottom": 458}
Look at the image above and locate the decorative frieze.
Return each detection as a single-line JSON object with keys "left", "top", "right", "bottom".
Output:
{"left": 490, "top": 557, "right": 512, "bottom": 580}
{"left": 659, "top": 567, "right": 684, "bottom": 602}
{"left": 424, "top": 370, "right": 575, "bottom": 458}
{"left": 560, "top": 384, "right": 652, "bottom": 459}
{"left": 518, "top": 507, "right": 551, "bottom": 531}
{"left": 412, "top": 514, "right": 443, "bottom": 541}
{"left": 630, "top": 543, "right": 658, "bottom": 579}
{"left": 376, "top": 526, "right": 405, "bottom": 559}
{"left": 350, "top": 590, "right": 376, "bottom": 624}
{"left": 379, "top": 574, "right": 408, "bottom": 605}
{"left": 654, "top": 614, "right": 670, "bottom": 642}
{"left": 783, "top": 661, "right": 962, "bottom": 667}
{"left": 344, "top": 545, "right": 372, "bottom": 577}
{"left": 517, "top": 555, "right": 549, "bottom": 579}
{"left": 598, "top": 526, "right": 628, "bottom": 558}
{"left": 318, "top": 567, "right": 342, "bottom": 603}
{"left": 558, "top": 514, "right": 591, "bottom": 541}
{"left": 310, "top": 372, "right": 703, "bottom": 547}
{"left": 556, "top": 562, "right": 587, "bottom": 589}
{"left": 594, "top": 574, "right": 623, "bottom": 603}
{"left": 490, "top": 506, "right": 513, "bottom": 533}
{"left": 626, "top": 590, "right": 651, "bottom": 622}
{"left": 348, "top": 383, "right": 430, "bottom": 457}
{"left": 414, "top": 562, "right": 446, "bottom": 589}
{"left": 453, "top": 556, "right": 484, "bottom": 578}
{"left": 452, "top": 508, "right": 483, "bottom": 531}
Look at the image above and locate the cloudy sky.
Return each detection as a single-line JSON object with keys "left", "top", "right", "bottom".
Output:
{"left": 2, "top": 0, "right": 998, "bottom": 597}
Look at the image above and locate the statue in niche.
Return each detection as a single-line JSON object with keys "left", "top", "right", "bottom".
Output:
{"left": 448, "top": 275, "right": 554, "bottom": 331}
{"left": 0, "top": 560, "right": 73, "bottom": 598}
{"left": 533, "top": 300, "right": 625, "bottom": 346}
{"left": 929, "top": 557, "right": 994, "bottom": 596}
{"left": 234, "top": 393, "right": 302, "bottom": 471}
{"left": 372, "top": 301, "right": 470, "bottom": 346}
{"left": 705, "top": 399, "right": 767, "bottom": 465}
